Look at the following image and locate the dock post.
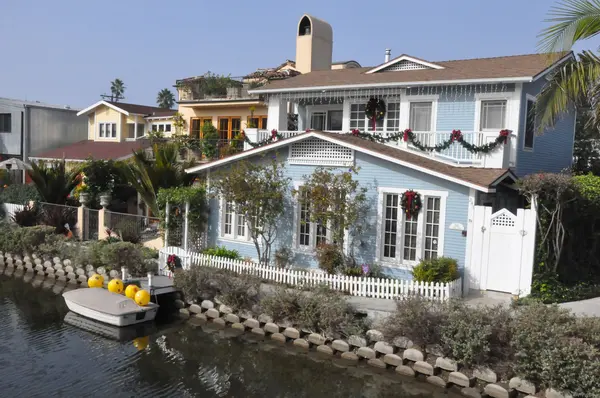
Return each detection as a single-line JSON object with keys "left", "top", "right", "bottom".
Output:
{"left": 183, "top": 201, "right": 190, "bottom": 252}
{"left": 164, "top": 202, "right": 170, "bottom": 248}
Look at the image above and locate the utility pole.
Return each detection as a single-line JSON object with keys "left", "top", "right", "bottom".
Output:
{"left": 100, "top": 93, "right": 124, "bottom": 102}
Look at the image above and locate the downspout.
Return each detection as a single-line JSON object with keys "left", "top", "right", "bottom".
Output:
{"left": 21, "top": 106, "right": 29, "bottom": 183}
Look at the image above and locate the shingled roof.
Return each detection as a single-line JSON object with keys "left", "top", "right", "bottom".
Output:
{"left": 30, "top": 140, "right": 151, "bottom": 161}
{"left": 186, "top": 131, "right": 515, "bottom": 192}
{"left": 105, "top": 101, "right": 176, "bottom": 116}
{"left": 253, "top": 53, "right": 571, "bottom": 92}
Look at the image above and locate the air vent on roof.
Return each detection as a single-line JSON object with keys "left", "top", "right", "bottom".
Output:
{"left": 382, "top": 60, "right": 429, "bottom": 72}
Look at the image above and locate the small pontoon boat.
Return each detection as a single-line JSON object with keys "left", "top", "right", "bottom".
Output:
{"left": 63, "top": 288, "right": 158, "bottom": 327}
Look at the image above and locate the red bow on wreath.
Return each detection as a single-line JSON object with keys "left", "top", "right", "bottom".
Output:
{"left": 351, "top": 129, "right": 360, "bottom": 136}
{"left": 401, "top": 190, "right": 422, "bottom": 220}
{"left": 450, "top": 129, "right": 463, "bottom": 143}
{"left": 403, "top": 128, "right": 412, "bottom": 142}
{"left": 271, "top": 129, "right": 278, "bottom": 139}
{"left": 499, "top": 129, "right": 510, "bottom": 144}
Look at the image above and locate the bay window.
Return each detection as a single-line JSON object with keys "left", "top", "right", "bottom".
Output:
{"left": 378, "top": 189, "right": 446, "bottom": 266}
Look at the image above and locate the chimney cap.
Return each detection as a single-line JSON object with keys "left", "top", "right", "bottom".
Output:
{"left": 384, "top": 49, "right": 391, "bottom": 63}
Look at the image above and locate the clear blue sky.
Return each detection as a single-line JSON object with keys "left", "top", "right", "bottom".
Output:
{"left": 1, "top": 0, "right": 598, "bottom": 109}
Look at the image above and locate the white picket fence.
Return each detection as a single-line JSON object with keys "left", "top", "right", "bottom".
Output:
{"left": 2, "top": 203, "right": 24, "bottom": 221}
{"left": 159, "top": 247, "right": 462, "bottom": 301}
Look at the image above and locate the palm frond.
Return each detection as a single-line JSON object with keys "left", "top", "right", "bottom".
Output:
{"left": 536, "top": 51, "right": 600, "bottom": 132}
{"left": 539, "top": 0, "right": 600, "bottom": 53}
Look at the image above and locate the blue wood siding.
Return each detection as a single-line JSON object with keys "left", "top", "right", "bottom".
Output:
{"left": 515, "top": 79, "right": 575, "bottom": 177}
{"left": 436, "top": 93, "right": 476, "bottom": 131}
{"left": 207, "top": 144, "right": 470, "bottom": 279}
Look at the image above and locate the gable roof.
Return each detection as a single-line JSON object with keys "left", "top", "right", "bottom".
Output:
{"left": 186, "top": 131, "right": 515, "bottom": 193}
{"left": 366, "top": 54, "right": 444, "bottom": 74}
{"left": 76, "top": 100, "right": 175, "bottom": 117}
{"left": 251, "top": 52, "right": 573, "bottom": 93}
{"left": 29, "top": 139, "right": 151, "bottom": 162}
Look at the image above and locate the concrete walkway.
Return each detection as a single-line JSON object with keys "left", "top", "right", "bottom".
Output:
{"left": 559, "top": 296, "right": 600, "bottom": 317}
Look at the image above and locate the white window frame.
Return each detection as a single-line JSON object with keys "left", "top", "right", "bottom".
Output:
{"left": 399, "top": 94, "right": 438, "bottom": 132}
{"left": 97, "top": 122, "right": 117, "bottom": 139}
{"left": 523, "top": 94, "right": 537, "bottom": 151}
{"left": 479, "top": 99, "right": 508, "bottom": 131}
{"left": 375, "top": 187, "right": 448, "bottom": 269}
{"left": 306, "top": 104, "right": 344, "bottom": 132}
{"left": 152, "top": 122, "right": 172, "bottom": 134}
{"left": 473, "top": 92, "right": 513, "bottom": 132}
{"left": 217, "top": 198, "right": 252, "bottom": 243}
{"left": 292, "top": 182, "right": 333, "bottom": 251}
{"left": 347, "top": 99, "right": 402, "bottom": 132}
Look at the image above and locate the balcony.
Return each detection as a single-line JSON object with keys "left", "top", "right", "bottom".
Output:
{"left": 176, "top": 75, "right": 260, "bottom": 102}
{"left": 250, "top": 129, "right": 512, "bottom": 168}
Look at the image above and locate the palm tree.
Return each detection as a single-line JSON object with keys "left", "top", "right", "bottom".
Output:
{"left": 110, "top": 79, "right": 126, "bottom": 102}
{"left": 537, "top": 0, "right": 600, "bottom": 131}
{"left": 29, "top": 160, "right": 81, "bottom": 204}
{"left": 120, "top": 143, "right": 195, "bottom": 215}
{"left": 157, "top": 88, "right": 175, "bottom": 109}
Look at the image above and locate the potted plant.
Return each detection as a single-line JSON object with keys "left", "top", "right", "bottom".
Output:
{"left": 99, "top": 192, "right": 112, "bottom": 208}
{"left": 78, "top": 185, "right": 90, "bottom": 206}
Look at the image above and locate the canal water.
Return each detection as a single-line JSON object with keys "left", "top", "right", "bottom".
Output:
{"left": 0, "top": 275, "right": 459, "bottom": 397}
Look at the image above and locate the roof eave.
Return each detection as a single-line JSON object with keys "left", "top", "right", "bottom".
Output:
{"left": 76, "top": 100, "right": 129, "bottom": 116}
{"left": 249, "top": 76, "right": 533, "bottom": 94}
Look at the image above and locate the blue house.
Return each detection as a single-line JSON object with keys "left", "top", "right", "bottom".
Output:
{"left": 185, "top": 15, "right": 575, "bottom": 293}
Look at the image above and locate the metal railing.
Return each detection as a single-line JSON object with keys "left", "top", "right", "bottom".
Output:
{"left": 38, "top": 202, "right": 78, "bottom": 233}
{"left": 83, "top": 208, "right": 99, "bottom": 241}
{"left": 105, "top": 211, "right": 160, "bottom": 243}
{"left": 179, "top": 138, "right": 244, "bottom": 161}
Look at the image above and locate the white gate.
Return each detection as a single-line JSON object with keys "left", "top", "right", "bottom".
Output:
{"left": 467, "top": 206, "right": 536, "bottom": 296}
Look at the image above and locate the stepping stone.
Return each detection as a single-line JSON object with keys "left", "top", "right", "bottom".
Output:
{"left": 205, "top": 308, "right": 220, "bottom": 319}
{"left": 224, "top": 314, "right": 240, "bottom": 324}
{"left": 293, "top": 339, "right": 309, "bottom": 350}
{"left": 271, "top": 333, "right": 286, "bottom": 343}
{"left": 367, "top": 358, "right": 386, "bottom": 369}
{"left": 231, "top": 322, "right": 245, "bottom": 331}
{"left": 201, "top": 300, "right": 214, "bottom": 310}
{"left": 426, "top": 376, "right": 448, "bottom": 388}
{"left": 243, "top": 318, "right": 260, "bottom": 329}
{"left": 383, "top": 353, "right": 402, "bottom": 367}
{"left": 219, "top": 304, "right": 233, "bottom": 315}
{"left": 509, "top": 377, "right": 536, "bottom": 395}
{"left": 403, "top": 348, "right": 424, "bottom": 362}
{"left": 348, "top": 335, "right": 367, "bottom": 348}
{"left": 413, "top": 361, "right": 434, "bottom": 376}
{"left": 263, "top": 323, "right": 280, "bottom": 334}
{"left": 366, "top": 329, "right": 384, "bottom": 342}
{"left": 448, "top": 371, "right": 471, "bottom": 387}
{"left": 188, "top": 304, "right": 202, "bottom": 314}
{"left": 374, "top": 341, "right": 394, "bottom": 355}
{"left": 331, "top": 339, "right": 349, "bottom": 353}
{"left": 283, "top": 327, "right": 300, "bottom": 339}
{"left": 436, "top": 357, "right": 458, "bottom": 372}
{"left": 258, "top": 313, "right": 273, "bottom": 324}
{"left": 308, "top": 333, "right": 326, "bottom": 346}
{"left": 341, "top": 352, "right": 359, "bottom": 362}
{"left": 316, "top": 345, "right": 333, "bottom": 356}
{"left": 212, "top": 318, "right": 226, "bottom": 327}
{"left": 395, "top": 365, "right": 416, "bottom": 377}
{"left": 483, "top": 384, "right": 510, "bottom": 398}
{"left": 250, "top": 327, "right": 265, "bottom": 336}
{"left": 357, "top": 347, "right": 376, "bottom": 359}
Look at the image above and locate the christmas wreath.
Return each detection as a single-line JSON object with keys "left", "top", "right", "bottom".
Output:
{"left": 166, "top": 254, "right": 182, "bottom": 273}
{"left": 401, "top": 190, "right": 422, "bottom": 220}
{"left": 365, "top": 97, "right": 386, "bottom": 130}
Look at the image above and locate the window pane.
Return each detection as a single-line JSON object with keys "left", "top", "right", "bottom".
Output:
{"left": 237, "top": 213, "right": 246, "bottom": 237}
{"left": 127, "top": 123, "right": 135, "bottom": 139}
{"left": 316, "top": 223, "right": 327, "bottom": 245}
{"left": 299, "top": 190, "right": 311, "bottom": 247}
{"left": 524, "top": 100, "right": 535, "bottom": 149}
{"left": 260, "top": 117, "right": 268, "bottom": 129}
{"left": 383, "top": 194, "right": 399, "bottom": 259}
{"left": 231, "top": 118, "right": 241, "bottom": 136}
{"left": 111, "top": 123, "right": 117, "bottom": 137}
{"left": 191, "top": 119, "right": 201, "bottom": 138}
{"left": 0, "top": 114, "right": 11, "bottom": 132}
{"left": 327, "top": 110, "right": 343, "bottom": 131}
{"left": 99, "top": 124, "right": 105, "bottom": 137}
{"left": 387, "top": 102, "right": 400, "bottom": 131}
{"left": 165, "top": 124, "right": 171, "bottom": 132}
{"left": 158, "top": 124, "right": 165, "bottom": 132}
{"left": 137, "top": 123, "right": 145, "bottom": 138}
{"left": 481, "top": 100, "right": 506, "bottom": 130}
{"left": 409, "top": 102, "right": 432, "bottom": 131}
{"left": 424, "top": 197, "right": 441, "bottom": 260}
{"left": 310, "top": 112, "right": 326, "bottom": 130}
{"left": 224, "top": 201, "right": 233, "bottom": 235}
{"left": 219, "top": 118, "right": 229, "bottom": 139}
{"left": 349, "top": 104, "right": 366, "bottom": 130}
{"left": 403, "top": 214, "right": 418, "bottom": 261}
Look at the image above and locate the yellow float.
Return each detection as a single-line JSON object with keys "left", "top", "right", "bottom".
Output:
{"left": 133, "top": 336, "right": 149, "bottom": 351}
{"left": 87, "top": 273, "right": 104, "bottom": 288}
{"left": 107, "top": 278, "right": 124, "bottom": 294}
{"left": 134, "top": 289, "right": 151, "bottom": 306}
{"left": 125, "top": 284, "right": 140, "bottom": 299}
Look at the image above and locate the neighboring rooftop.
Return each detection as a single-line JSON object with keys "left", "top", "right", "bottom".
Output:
{"left": 253, "top": 52, "right": 571, "bottom": 92}
{"left": 30, "top": 139, "right": 151, "bottom": 161}
{"left": 77, "top": 100, "right": 176, "bottom": 117}
{"left": 0, "top": 97, "right": 79, "bottom": 111}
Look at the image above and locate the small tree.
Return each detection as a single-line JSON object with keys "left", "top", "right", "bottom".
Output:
{"left": 211, "top": 158, "right": 290, "bottom": 264}
{"left": 294, "top": 166, "right": 368, "bottom": 257}
{"left": 202, "top": 123, "right": 219, "bottom": 158}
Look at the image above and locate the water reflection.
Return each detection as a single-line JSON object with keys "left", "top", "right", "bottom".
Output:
{"left": 0, "top": 275, "right": 458, "bottom": 397}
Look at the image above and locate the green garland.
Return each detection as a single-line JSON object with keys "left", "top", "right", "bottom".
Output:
{"left": 349, "top": 128, "right": 511, "bottom": 155}
{"left": 242, "top": 129, "right": 284, "bottom": 148}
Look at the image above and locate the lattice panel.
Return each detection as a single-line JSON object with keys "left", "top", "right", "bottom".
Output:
{"left": 289, "top": 138, "right": 354, "bottom": 166}
{"left": 491, "top": 211, "right": 516, "bottom": 227}
{"left": 382, "top": 60, "right": 429, "bottom": 72}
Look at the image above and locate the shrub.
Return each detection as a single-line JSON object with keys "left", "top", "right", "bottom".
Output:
{"left": 342, "top": 261, "right": 388, "bottom": 278}
{"left": 201, "top": 245, "right": 241, "bottom": 260}
{"left": 411, "top": 257, "right": 460, "bottom": 283}
{"left": 0, "top": 225, "right": 55, "bottom": 255}
{"left": 0, "top": 184, "right": 41, "bottom": 205}
{"left": 380, "top": 297, "right": 448, "bottom": 348}
{"left": 511, "top": 303, "right": 600, "bottom": 397}
{"left": 217, "top": 271, "right": 261, "bottom": 312}
{"left": 100, "top": 241, "right": 147, "bottom": 275}
{"left": 315, "top": 244, "right": 344, "bottom": 274}
{"left": 274, "top": 247, "right": 293, "bottom": 268}
{"left": 261, "top": 286, "right": 303, "bottom": 323}
{"left": 440, "top": 301, "right": 513, "bottom": 370}
{"left": 13, "top": 205, "right": 39, "bottom": 227}
{"left": 174, "top": 265, "right": 223, "bottom": 302}
{"left": 112, "top": 218, "right": 142, "bottom": 244}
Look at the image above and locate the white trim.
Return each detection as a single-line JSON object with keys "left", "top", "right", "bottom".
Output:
{"left": 463, "top": 188, "right": 477, "bottom": 293}
{"left": 76, "top": 100, "right": 129, "bottom": 116}
{"left": 249, "top": 77, "right": 534, "bottom": 94}
{"left": 96, "top": 121, "right": 118, "bottom": 140}
{"left": 185, "top": 132, "right": 498, "bottom": 193}
{"left": 523, "top": 94, "right": 537, "bottom": 152}
{"left": 218, "top": 198, "right": 251, "bottom": 243}
{"left": 473, "top": 92, "right": 511, "bottom": 132}
{"left": 531, "top": 52, "right": 575, "bottom": 82}
{"left": 291, "top": 181, "right": 332, "bottom": 252}
{"left": 366, "top": 55, "right": 445, "bottom": 74}
{"left": 29, "top": 157, "right": 87, "bottom": 163}
{"left": 375, "top": 187, "right": 448, "bottom": 269}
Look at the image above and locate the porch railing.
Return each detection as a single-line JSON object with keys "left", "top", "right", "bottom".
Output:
{"left": 254, "top": 129, "right": 496, "bottom": 165}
